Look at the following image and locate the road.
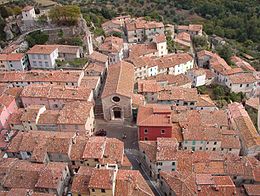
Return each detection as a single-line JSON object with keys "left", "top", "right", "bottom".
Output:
{"left": 125, "top": 149, "right": 163, "bottom": 196}
{"left": 95, "top": 119, "right": 162, "bottom": 195}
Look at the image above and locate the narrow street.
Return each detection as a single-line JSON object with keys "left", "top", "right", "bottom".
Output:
{"left": 125, "top": 149, "right": 163, "bottom": 196}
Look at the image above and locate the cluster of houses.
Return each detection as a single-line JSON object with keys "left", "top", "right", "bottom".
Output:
{"left": 0, "top": 7, "right": 259, "bottom": 196}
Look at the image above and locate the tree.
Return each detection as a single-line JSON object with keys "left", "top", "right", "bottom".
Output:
{"left": 193, "top": 36, "right": 208, "bottom": 49}
{"left": 12, "top": 6, "right": 22, "bottom": 15}
{"left": 26, "top": 30, "right": 49, "bottom": 47}
{"left": 0, "top": 6, "right": 13, "bottom": 18}
{"left": 49, "top": 5, "right": 81, "bottom": 26}
{"left": 216, "top": 45, "right": 233, "bottom": 64}
{"left": 213, "top": 85, "right": 225, "bottom": 100}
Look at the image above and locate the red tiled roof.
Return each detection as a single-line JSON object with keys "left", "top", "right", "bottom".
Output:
{"left": 102, "top": 61, "right": 134, "bottom": 98}
{"left": 88, "top": 169, "right": 114, "bottom": 189}
{"left": 27, "top": 45, "right": 57, "bottom": 55}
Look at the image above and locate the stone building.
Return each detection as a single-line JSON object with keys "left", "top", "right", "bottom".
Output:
{"left": 101, "top": 61, "right": 134, "bottom": 121}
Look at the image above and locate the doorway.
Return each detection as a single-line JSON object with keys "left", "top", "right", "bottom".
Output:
{"left": 113, "top": 107, "right": 122, "bottom": 119}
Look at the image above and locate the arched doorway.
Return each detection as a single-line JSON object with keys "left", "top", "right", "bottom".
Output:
{"left": 113, "top": 107, "right": 122, "bottom": 119}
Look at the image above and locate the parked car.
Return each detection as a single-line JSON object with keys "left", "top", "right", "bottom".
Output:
{"left": 95, "top": 129, "right": 107, "bottom": 136}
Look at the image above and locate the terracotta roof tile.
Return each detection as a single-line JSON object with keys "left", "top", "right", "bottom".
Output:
{"left": 0, "top": 70, "right": 83, "bottom": 84}
{"left": 99, "top": 36, "right": 124, "bottom": 53}
{"left": 88, "top": 169, "right": 114, "bottom": 189}
{"left": 102, "top": 61, "right": 134, "bottom": 98}
{"left": 57, "top": 101, "right": 93, "bottom": 125}
{"left": 71, "top": 166, "right": 94, "bottom": 194}
{"left": 27, "top": 45, "right": 57, "bottom": 55}
{"left": 228, "top": 72, "right": 256, "bottom": 84}
{"left": 88, "top": 51, "right": 108, "bottom": 64}
{"left": 129, "top": 43, "right": 157, "bottom": 59}
{"left": 115, "top": 170, "right": 154, "bottom": 196}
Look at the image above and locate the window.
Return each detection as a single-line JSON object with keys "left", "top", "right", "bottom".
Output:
{"left": 92, "top": 189, "right": 95, "bottom": 192}
{"left": 144, "top": 137, "right": 148, "bottom": 141}
{"left": 172, "top": 168, "right": 175, "bottom": 171}
{"left": 206, "top": 148, "right": 208, "bottom": 150}
{"left": 184, "top": 147, "right": 187, "bottom": 150}
{"left": 199, "top": 147, "right": 202, "bottom": 150}
{"left": 44, "top": 55, "right": 47, "bottom": 60}
{"left": 240, "top": 84, "right": 242, "bottom": 87}
{"left": 172, "top": 162, "right": 175, "bottom": 166}
{"left": 45, "top": 62, "right": 49, "bottom": 67}
{"left": 192, "top": 141, "right": 196, "bottom": 145}
{"left": 161, "top": 129, "right": 165, "bottom": 134}
{"left": 39, "top": 61, "right": 42, "bottom": 67}
{"left": 246, "top": 84, "right": 249, "bottom": 87}
{"left": 101, "top": 189, "right": 106, "bottom": 193}
{"left": 157, "top": 162, "right": 163, "bottom": 166}
{"left": 72, "top": 161, "right": 75, "bottom": 165}
{"left": 33, "top": 61, "right": 37, "bottom": 66}
{"left": 94, "top": 158, "right": 98, "bottom": 162}
{"left": 214, "top": 142, "right": 217, "bottom": 145}
{"left": 212, "top": 148, "right": 216, "bottom": 151}
{"left": 112, "top": 96, "right": 120, "bottom": 102}
{"left": 37, "top": 55, "right": 41, "bottom": 59}
{"left": 144, "top": 129, "right": 148, "bottom": 134}
{"left": 229, "top": 148, "right": 232, "bottom": 151}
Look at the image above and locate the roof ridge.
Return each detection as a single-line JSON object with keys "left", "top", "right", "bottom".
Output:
{"left": 116, "top": 61, "right": 123, "bottom": 94}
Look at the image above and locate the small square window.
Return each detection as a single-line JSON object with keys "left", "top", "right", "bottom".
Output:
{"left": 144, "top": 129, "right": 148, "bottom": 134}
{"left": 101, "top": 189, "right": 106, "bottom": 193}
{"left": 172, "top": 162, "right": 175, "bottom": 166}
{"left": 92, "top": 189, "right": 95, "bottom": 192}
{"left": 161, "top": 129, "right": 165, "bottom": 134}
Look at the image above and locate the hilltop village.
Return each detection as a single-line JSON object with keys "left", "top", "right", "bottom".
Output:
{"left": 0, "top": 2, "right": 259, "bottom": 196}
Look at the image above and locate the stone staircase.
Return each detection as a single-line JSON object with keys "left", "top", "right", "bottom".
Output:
{"left": 94, "top": 100, "right": 103, "bottom": 119}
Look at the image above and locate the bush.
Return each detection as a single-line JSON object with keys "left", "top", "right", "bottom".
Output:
{"left": 26, "top": 30, "right": 49, "bottom": 47}
{"left": 49, "top": 5, "right": 81, "bottom": 26}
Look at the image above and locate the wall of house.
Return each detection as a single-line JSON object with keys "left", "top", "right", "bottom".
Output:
{"left": 182, "top": 140, "right": 221, "bottom": 151}
{"left": 22, "top": 97, "right": 49, "bottom": 109}
{"left": 143, "top": 92, "right": 158, "bottom": 103}
{"left": 22, "top": 9, "right": 36, "bottom": 21}
{"left": 198, "top": 55, "right": 211, "bottom": 67}
{"left": 84, "top": 107, "right": 95, "bottom": 136}
{"left": 127, "top": 29, "right": 144, "bottom": 43}
{"left": 225, "top": 79, "right": 256, "bottom": 94}
{"left": 22, "top": 121, "right": 37, "bottom": 131}
{"left": 10, "top": 123, "right": 24, "bottom": 131}
{"left": 173, "top": 60, "right": 194, "bottom": 75}
{"left": 48, "top": 152, "right": 70, "bottom": 162}
{"left": 0, "top": 60, "right": 8, "bottom": 71}
{"left": 148, "top": 66, "right": 158, "bottom": 77}
{"left": 134, "top": 66, "right": 148, "bottom": 80}
{"left": 138, "top": 126, "right": 172, "bottom": 141}
{"left": 89, "top": 188, "right": 113, "bottom": 196}
{"left": 156, "top": 42, "right": 168, "bottom": 57}
{"left": 37, "top": 124, "right": 58, "bottom": 131}
{"left": 221, "top": 148, "right": 240, "bottom": 155}
{"left": 145, "top": 27, "right": 164, "bottom": 42}
{"left": 0, "top": 99, "right": 17, "bottom": 130}
{"left": 159, "top": 176, "right": 175, "bottom": 196}
{"left": 28, "top": 49, "right": 59, "bottom": 69}
{"left": 7, "top": 58, "right": 28, "bottom": 71}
